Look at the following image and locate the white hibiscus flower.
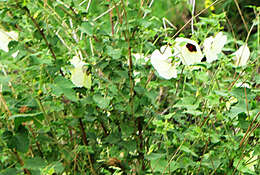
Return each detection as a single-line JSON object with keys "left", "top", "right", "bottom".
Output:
{"left": 70, "top": 56, "right": 91, "bottom": 88}
{"left": 203, "top": 32, "right": 227, "bottom": 63}
{"left": 0, "top": 29, "right": 19, "bottom": 57}
{"left": 173, "top": 38, "right": 203, "bottom": 66}
{"left": 70, "top": 56, "right": 86, "bottom": 68}
{"left": 232, "top": 44, "right": 250, "bottom": 67}
{"left": 150, "top": 45, "right": 179, "bottom": 79}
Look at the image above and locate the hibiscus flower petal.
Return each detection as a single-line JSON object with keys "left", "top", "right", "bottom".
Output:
{"left": 150, "top": 46, "right": 178, "bottom": 79}
{"left": 174, "top": 38, "right": 203, "bottom": 66}
{"left": 233, "top": 44, "right": 250, "bottom": 67}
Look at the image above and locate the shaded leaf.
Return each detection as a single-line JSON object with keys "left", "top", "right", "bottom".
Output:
{"left": 93, "top": 94, "right": 110, "bottom": 109}
{"left": 24, "top": 157, "right": 47, "bottom": 169}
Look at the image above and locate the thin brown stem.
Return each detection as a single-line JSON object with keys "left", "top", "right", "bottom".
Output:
{"left": 120, "top": 0, "right": 135, "bottom": 119}
{"left": 225, "top": 13, "right": 239, "bottom": 50}
{"left": 233, "top": 0, "right": 249, "bottom": 33}
{"left": 0, "top": 91, "right": 12, "bottom": 118}
{"left": 107, "top": 0, "right": 115, "bottom": 35}
{"left": 145, "top": 71, "right": 154, "bottom": 88}
{"left": 13, "top": 149, "right": 31, "bottom": 175}
{"left": 79, "top": 118, "right": 88, "bottom": 146}
{"left": 137, "top": 117, "right": 145, "bottom": 171}
{"left": 228, "top": 70, "right": 245, "bottom": 91}
{"left": 162, "top": 138, "right": 187, "bottom": 175}
{"left": 23, "top": 7, "right": 64, "bottom": 77}
{"left": 244, "top": 87, "right": 250, "bottom": 117}
{"left": 28, "top": 125, "right": 43, "bottom": 158}
{"left": 171, "top": 0, "right": 224, "bottom": 39}
{"left": 78, "top": 118, "right": 97, "bottom": 175}
{"left": 197, "top": 138, "right": 209, "bottom": 174}
{"left": 239, "top": 112, "right": 260, "bottom": 147}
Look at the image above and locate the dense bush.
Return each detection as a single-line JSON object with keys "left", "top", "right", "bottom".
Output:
{"left": 0, "top": 0, "right": 259, "bottom": 174}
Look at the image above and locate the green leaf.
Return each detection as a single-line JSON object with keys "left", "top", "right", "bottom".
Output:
{"left": 9, "top": 112, "right": 44, "bottom": 129}
{"left": 173, "top": 96, "right": 197, "bottom": 110}
{"left": 14, "top": 134, "right": 29, "bottom": 153}
{"left": 120, "top": 123, "right": 134, "bottom": 138}
{"left": 206, "top": 93, "right": 220, "bottom": 107}
{"left": 51, "top": 76, "right": 77, "bottom": 102}
{"left": 146, "top": 153, "right": 166, "bottom": 160}
{"left": 233, "top": 158, "right": 255, "bottom": 174}
{"left": 80, "top": 22, "right": 94, "bottom": 35}
{"left": 0, "top": 75, "right": 11, "bottom": 85}
{"left": 255, "top": 74, "right": 260, "bottom": 84}
{"left": 104, "top": 131, "right": 121, "bottom": 144}
{"left": 24, "top": 157, "right": 47, "bottom": 169}
{"left": 2, "top": 131, "right": 17, "bottom": 149}
{"left": 231, "top": 88, "right": 255, "bottom": 101}
{"left": 14, "top": 125, "right": 29, "bottom": 153}
{"left": 228, "top": 102, "right": 246, "bottom": 119}
{"left": 215, "top": 90, "right": 229, "bottom": 97}
{"left": 107, "top": 46, "right": 121, "bottom": 60}
{"left": 2, "top": 126, "right": 30, "bottom": 153}
{"left": 53, "top": 162, "right": 64, "bottom": 173}
{"left": 93, "top": 94, "right": 110, "bottom": 109}
{"left": 84, "top": 73, "right": 92, "bottom": 89}
{"left": 2, "top": 131, "right": 13, "bottom": 141}
{"left": 196, "top": 71, "right": 208, "bottom": 82}
{"left": 150, "top": 158, "right": 179, "bottom": 173}
{"left": 0, "top": 168, "right": 17, "bottom": 175}
{"left": 183, "top": 109, "right": 202, "bottom": 116}
{"left": 150, "top": 158, "right": 167, "bottom": 172}
{"left": 180, "top": 145, "right": 198, "bottom": 157}
{"left": 238, "top": 114, "right": 250, "bottom": 130}
{"left": 163, "top": 113, "right": 174, "bottom": 119}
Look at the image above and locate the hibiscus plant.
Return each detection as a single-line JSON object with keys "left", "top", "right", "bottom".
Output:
{"left": 0, "top": 1, "right": 259, "bottom": 175}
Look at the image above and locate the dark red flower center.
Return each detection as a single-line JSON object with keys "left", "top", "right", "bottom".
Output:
{"left": 186, "top": 43, "right": 197, "bottom": 52}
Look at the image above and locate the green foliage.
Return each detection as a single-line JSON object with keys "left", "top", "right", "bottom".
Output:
{"left": 0, "top": 0, "right": 259, "bottom": 174}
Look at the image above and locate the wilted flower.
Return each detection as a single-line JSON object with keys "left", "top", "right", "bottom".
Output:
{"left": 173, "top": 38, "right": 203, "bottom": 66}
{"left": 0, "top": 29, "right": 19, "bottom": 57}
{"left": 203, "top": 32, "right": 227, "bottom": 63}
{"left": 150, "top": 45, "right": 179, "bottom": 79}
{"left": 232, "top": 44, "right": 250, "bottom": 67}
{"left": 70, "top": 56, "right": 91, "bottom": 88}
